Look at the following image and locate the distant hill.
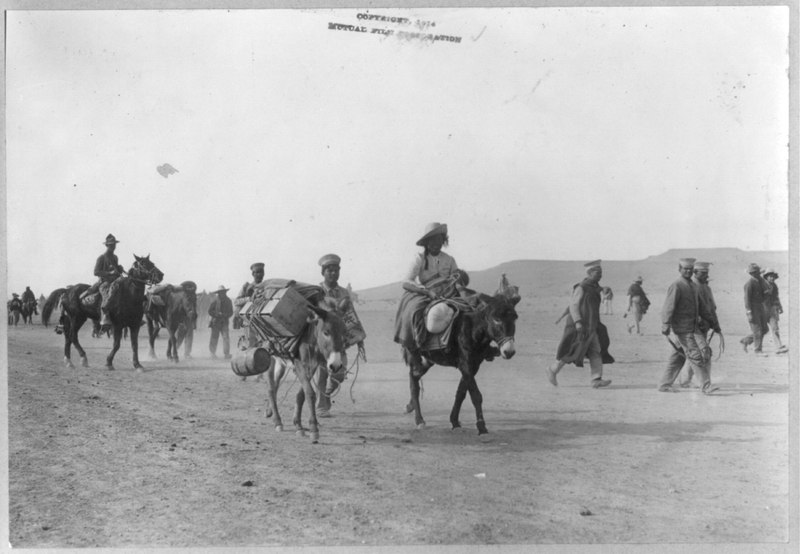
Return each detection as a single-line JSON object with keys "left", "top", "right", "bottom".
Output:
{"left": 356, "top": 248, "right": 789, "bottom": 301}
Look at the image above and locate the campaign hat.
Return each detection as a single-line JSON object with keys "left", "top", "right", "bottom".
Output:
{"left": 416, "top": 222, "right": 448, "bottom": 246}
{"left": 104, "top": 233, "right": 120, "bottom": 245}
{"left": 318, "top": 253, "right": 342, "bottom": 268}
{"left": 212, "top": 285, "right": 229, "bottom": 294}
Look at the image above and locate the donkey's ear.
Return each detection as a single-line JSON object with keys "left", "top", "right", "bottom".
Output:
{"left": 337, "top": 297, "right": 350, "bottom": 312}
{"left": 307, "top": 304, "right": 327, "bottom": 322}
{"left": 134, "top": 254, "right": 141, "bottom": 261}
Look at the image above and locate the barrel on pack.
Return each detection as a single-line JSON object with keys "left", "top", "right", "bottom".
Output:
{"left": 231, "top": 347, "right": 272, "bottom": 377}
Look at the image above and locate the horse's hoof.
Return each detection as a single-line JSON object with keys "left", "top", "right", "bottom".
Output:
{"left": 106, "top": 365, "right": 115, "bottom": 371}
{"left": 451, "top": 423, "right": 462, "bottom": 431}
{"left": 296, "top": 429, "right": 306, "bottom": 437}
{"left": 265, "top": 409, "right": 273, "bottom": 418}
{"left": 65, "top": 361, "right": 75, "bottom": 370}
{"left": 404, "top": 403, "right": 414, "bottom": 414}
{"left": 477, "top": 425, "right": 489, "bottom": 435}
{"left": 275, "top": 424, "right": 283, "bottom": 432}
{"left": 81, "top": 358, "right": 89, "bottom": 368}
{"left": 311, "top": 432, "right": 320, "bottom": 443}
{"left": 416, "top": 422, "right": 426, "bottom": 430}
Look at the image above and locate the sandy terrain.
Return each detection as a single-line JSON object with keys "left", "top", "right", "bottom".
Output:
{"left": 5, "top": 276, "right": 792, "bottom": 551}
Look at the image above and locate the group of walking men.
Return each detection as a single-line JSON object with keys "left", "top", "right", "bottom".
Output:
{"left": 547, "top": 256, "right": 786, "bottom": 395}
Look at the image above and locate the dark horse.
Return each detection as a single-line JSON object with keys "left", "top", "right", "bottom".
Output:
{"left": 402, "top": 284, "right": 520, "bottom": 435}
{"left": 21, "top": 299, "right": 37, "bottom": 325}
{"left": 42, "top": 255, "right": 164, "bottom": 370}
{"left": 145, "top": 281, "right": 197, "bottom": 363}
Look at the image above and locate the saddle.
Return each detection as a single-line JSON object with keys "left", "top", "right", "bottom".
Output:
{"left": 81, "top": 293, "right": 101, "bottom": 308}
{"left": 419, "top": 296, "right": 479, "bottom": 351}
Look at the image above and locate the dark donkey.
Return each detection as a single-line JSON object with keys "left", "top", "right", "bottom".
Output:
{"left": 42, "top": 255, "right": 164, "bottom": 370}
{"left": 402, "top": 284, "right": 520, "bottom": 435}
{"left": 145, "top": 281, "right": 197, "bottom": 363}
{"left": 264, "top": 303, "right": 348, "bottom": 444}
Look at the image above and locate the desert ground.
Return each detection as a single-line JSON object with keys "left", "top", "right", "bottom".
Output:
{"left": 5, "top": 252, "right": 794, "bottom": 550}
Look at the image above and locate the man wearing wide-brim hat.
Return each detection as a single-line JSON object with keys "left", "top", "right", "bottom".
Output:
{"left": 208, "top": 285, "right": 233, "bottom": 360}
{"left": 740, "top": 263, "right": 771, "bottom": 355}
{"left": 547, "top": 259, "right": 613, "bottom": 389}
{"left": 760, "top": 268, "right": 787, "bottom": 354}
{"left": 659, "top": 258, "right": 721, "bottom": 394}
{"left": 80, "top": 233, "right": 125, "bottom": 330}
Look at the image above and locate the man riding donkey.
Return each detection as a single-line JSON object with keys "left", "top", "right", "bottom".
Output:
{"left": 78, "top": 233, "right": 125, "bottom": 332}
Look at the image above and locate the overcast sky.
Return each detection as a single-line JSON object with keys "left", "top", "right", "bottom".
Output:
{"left": 4, "top": 6, "right": 791, "bottom": 296}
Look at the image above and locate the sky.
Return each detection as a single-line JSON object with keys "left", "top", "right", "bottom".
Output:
{"left": 3, "top": 5, "right": 792, "bottom": 298}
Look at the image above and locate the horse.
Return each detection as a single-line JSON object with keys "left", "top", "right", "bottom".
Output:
{"left": 402, "top": 284, "right": 520, "bottom": 435}
{"left": 42, "top": 255, "right": 164, "bottom": 370}
{"left": 263, "top": 302, "right": 348, "bottom": 444}
{"left": 21, "top": 298, "right": 37, "bottom": 325}
{"left": 145, "top": 281, "right": 197, "bottom": 362}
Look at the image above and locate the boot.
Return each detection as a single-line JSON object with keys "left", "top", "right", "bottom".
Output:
{"left": 100, "top": 311, "right": 112, "bottom": 332}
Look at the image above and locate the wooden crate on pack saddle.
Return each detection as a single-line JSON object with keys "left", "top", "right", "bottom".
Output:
{"left": 239, "top": 286, "right": 309, "bottom": 338}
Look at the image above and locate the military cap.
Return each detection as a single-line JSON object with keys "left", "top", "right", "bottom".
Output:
{"left": 694, "top": 262, "right": 711, "bottom": 271}
{"left": 679, "top": 258, "right": 696, "bottom": 267}
{"left": 584, "top": 259, "right": 602, "bottom": 270}
{"left": 318, "top": 253, "right": 342, "bottom": 268}
{"left": 104, "top": 233, "right": 120, "bottom": 245}
{"left": 250, "top": 262, "right": 265, "bottom": 272}
{"left": 416, "top": 222, "right": 448, "bottom": 246}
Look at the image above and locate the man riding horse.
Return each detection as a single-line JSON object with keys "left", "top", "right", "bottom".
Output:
{"left": 21, "top": 286, "right": 38, "bottom": 315}
{"left": 80, "top": 233, "right": 125, "bottom": 331}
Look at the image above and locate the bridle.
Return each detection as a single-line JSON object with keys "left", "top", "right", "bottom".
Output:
{"left": 128, "top": 259, "right": 162, "bottom": 285}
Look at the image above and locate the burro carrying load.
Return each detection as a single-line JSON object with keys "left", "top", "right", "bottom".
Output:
{"left": 231, "top": 278, "right": 366, "bottom": 377}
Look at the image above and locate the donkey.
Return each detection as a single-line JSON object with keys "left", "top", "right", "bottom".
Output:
{"left": 145, "top": 281, "right": 197, "bottom": 363}
{"left": 263, "top": 303, "right": 348, "bottom": 444}
{"left": 402, "top": 285, "right": 520, "bottom": 435}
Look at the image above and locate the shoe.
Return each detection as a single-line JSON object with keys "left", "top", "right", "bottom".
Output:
{"left": 776, "top": 346, "right": 788, "bottom": 354}
{"left": 658, "top": 385, "right": 679, "bottom": 393}
{"left": 592, "top": 379, "right": 611, "bottom": 388}
{"left": 545, "top": 364, "right": 558, "bottom": 386}
{"left": 317, "top": 408, "right": 331, "bottom": 418}
{"left": 679, "top": 381, "right": 692, "bottom": 388}
{"left": 702, "top": 384, "right": 720, "bottom": 395}
{"left": 741, "top": 340, "right": 748, "bottom": 353}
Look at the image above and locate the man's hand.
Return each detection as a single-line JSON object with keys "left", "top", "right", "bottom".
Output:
{"left": 746, "top": 310, "right": 753, "bottom": 324}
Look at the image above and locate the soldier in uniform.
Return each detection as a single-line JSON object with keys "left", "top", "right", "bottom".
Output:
{"left": 234, "top": 262, "right": 266, "bottom": 349}
{"left": 740, "top": 263, "right": 770, "bottom": 355}
{"left": 316, "top": 253, "right": 366, "bottom": 417}
{"left": 762, "top": 269, "right": 787, "bottom": 354}
{"left": 678, "top": 261, "right": 723, "bottom": 387}
{"left": 659, "top": 258, "right": 720, "bottom": 394}
{"left": 546, "top": 260, "right": 612, "bottom": 389}
{"left": 80, "top": 234, "right": 124, "bottom": 330}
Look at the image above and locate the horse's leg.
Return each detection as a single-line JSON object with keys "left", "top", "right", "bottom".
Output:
{"left": 450, "top": 377, "right": 469, "bottom": 430}
{"left": 130, "top": 324, "right": 143, "bottom": 370}
{"left": 71, "top": 315, "right": 90, "bottom": 368}
{"left": 106, "top": 325, "right": 123, "bottom": 370}
{"left": 146, "top": 317, "right": 157, "bottom": 359}
{"left": 63, "top": 316, "right": 75, "bottom": 369}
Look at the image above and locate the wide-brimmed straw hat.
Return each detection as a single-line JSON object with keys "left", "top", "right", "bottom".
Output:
{"left": 318, "top": 253, "right": 342, "bottom": 268}
{"left": 212, "top": 285, "right": 229, "bottom": 294}
{"left": 416, "top": 222, "right": 448, "bottom": 246}
{"left": 762, "top": 268, "right": 778, "bottom": 278}
{"left": 104, "top": 233, "right": 120, "bottom": 246}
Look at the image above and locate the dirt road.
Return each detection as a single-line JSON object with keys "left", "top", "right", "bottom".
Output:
{"left": 5, "top": 299, "right": 792, "bottom": 549}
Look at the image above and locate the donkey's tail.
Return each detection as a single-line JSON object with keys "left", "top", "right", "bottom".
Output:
{"left": 42, "top": 288, "right": 67, "bottom": 327}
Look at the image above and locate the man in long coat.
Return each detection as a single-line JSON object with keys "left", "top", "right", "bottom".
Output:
{"left": 659, "top": 258, "right": 720, "bottom": 394}
{"left": 740, "top": 263, "right": 770, "bottom": 354}
{"left": 546, "top": 260, "right": 613, "bottom": 389}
